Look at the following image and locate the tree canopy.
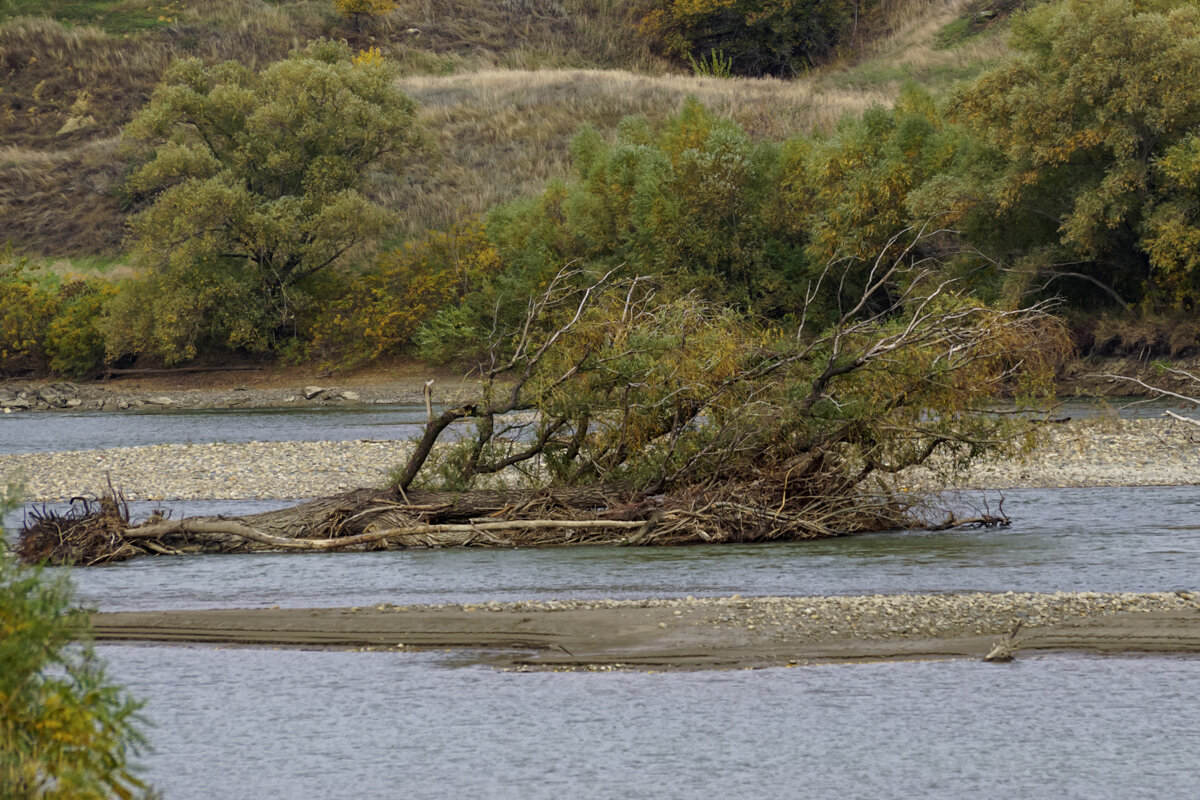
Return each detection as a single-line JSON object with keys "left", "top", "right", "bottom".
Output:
{"left": 115, "top": 41, "right": 419, "bottom": 363}
{"left": 952, "top": 0, "right": 1200, "bottom": 311}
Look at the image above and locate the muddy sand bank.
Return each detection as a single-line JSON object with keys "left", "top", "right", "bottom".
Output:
{"left": 90, "top": 591, "right": 1200, "bottom": 671}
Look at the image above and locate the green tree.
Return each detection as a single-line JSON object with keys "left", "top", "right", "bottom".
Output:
{"left": 2, "top": 496, "right": 148, "bottom": 799}
{"left": 951, "top": 0, "right": 1200, "bottom": 311}
{"left": 117, "top": 41, "right": 420, "bottom": 363}
{"left": 773, "top": 88, "right": 997, "bottom": 317}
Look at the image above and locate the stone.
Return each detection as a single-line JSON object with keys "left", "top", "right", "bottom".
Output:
{"left": 1, "top": 398, "right": 32, "bottom": 410}
{"left": 64, "top": 398, "right": 82, "bottom": 408}
{"left": 340, "top": 390, "right": 361, "bottom": 402}
{"left": 145, "top": 396, "right": 174, "bottom": 406}
{"left": 34, "top": 387, "right": 68, "bottom": 407}
{"left": 303, "top": 386, "right": 326, "bottom": 400}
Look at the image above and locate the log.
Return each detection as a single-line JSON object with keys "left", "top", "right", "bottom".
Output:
{"left": 124, "top": 517, "right": 649, "bottom": 551}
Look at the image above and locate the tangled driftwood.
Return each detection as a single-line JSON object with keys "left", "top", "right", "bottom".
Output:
{"left": 15, "top": 470, "right": 1011, "bottom": 566}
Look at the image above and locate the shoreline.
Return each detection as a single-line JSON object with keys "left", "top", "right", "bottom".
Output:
{"left": 0, "top": 364, "right": 482, "bottom": 413}
{"left": 89, "top": 591, "right": 1200, "bottom": 670}
{"left": 3, "top": 353, "right": 1198, "bottom": 413}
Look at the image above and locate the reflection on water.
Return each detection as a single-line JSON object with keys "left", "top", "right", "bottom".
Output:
{"left": 103, "top": 646, "right": 1200, "bottom": 800}
{"left": 5, "top": 486, "right": 1195, "bottom": 612}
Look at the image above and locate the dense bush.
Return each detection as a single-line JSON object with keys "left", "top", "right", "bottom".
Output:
{"left": 0, "top": 255, "right": 111, "bottom": 377}
{"left": 0, "top": 257, "right": 57, "bottom": 375}
{"left": 309, "top": 220, "right": 502, "bottom": 367}
{"left": 771, "top": 88, "right": 999, "bottom": 318}
{"left": 482, "top": 101, "right": 804, "bottom": 312}
{"left": 951, "top": 0, "right": 1200, "bottom": 311}
{"left": 639, "top": 0, "right": 875, "bottom": 76}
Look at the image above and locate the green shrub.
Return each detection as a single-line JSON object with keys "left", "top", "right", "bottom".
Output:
{"left": 951, "top": 0, "right": 1200, "bottom": 312}
{"left": 0, "top": 255, "right": 58, "bottom": 375}
{"left": 1, "top": 254, "right": 112, "bottom": 377}
{"left": 309, "top": 219, "right": 503, "bottom": 367}
{"left": 1, "top": 491, "right": 149, "bottom": 799}
{"left": 120, "top": 41, "right": 421, "bottom": 363}
{"left": 44, "top": 280, "right": 115, "bottom": 378}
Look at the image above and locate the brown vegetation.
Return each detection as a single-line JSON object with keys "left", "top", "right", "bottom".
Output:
{"left": 0, "top": 139, "right": 125, "bottom": 255}
{"left": 16, "top": 236, "right": 1068, "bottom": 563}
{"left": 389, "top": 68, "right": 894, "bottom": 235}
{"left": 1, "top": 0, "right": 1008, "bottom": 256}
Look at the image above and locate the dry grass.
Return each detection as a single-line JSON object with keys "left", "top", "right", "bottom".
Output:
{"left": 829, "top": 0, "right": 1010, "bottom": 91}
{"left": 1, "top": 0, "right": 1013, "bottom": 256}
{"left": 385, "top": 0, "right": 665, "bottom": 71}
{"left": 1081, "top": 315, "right": 1200, "bottom": 359}
{"left": 0, "top": 18, "right": 167, "bottom": 147}
{"left": 0, "top": 138, "right": 127, "bottom": 255}
{"left": 387, "top": 68, "right": 896, "bottom": 235}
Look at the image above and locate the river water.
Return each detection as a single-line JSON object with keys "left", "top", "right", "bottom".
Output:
{"left": 5, "top": 485, "right": 1196, "bottom": 611}
{"left": 0, "top": 403, "right": 434, "bottom": 455}
{"left": 0, "top": 396, "right": 1193, "bottom": 455}
{"left": 104, "top": 646, "right": 1199, "bottom": 800}
{"left": 4, "top": 404, "right": 1199, "bottom": 797}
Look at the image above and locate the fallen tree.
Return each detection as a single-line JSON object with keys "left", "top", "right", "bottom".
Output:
{"left": 17, "top": 229, "right": 1070, "bottom": 565}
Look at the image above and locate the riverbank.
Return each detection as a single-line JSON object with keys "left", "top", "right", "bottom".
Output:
{"left": 89, "top": 591, "right": 1200, "bottom": 670}
{"left": 0, "top": 363, "right": 481, "bottom": 412}
{"left": 3, "top": 416, "right": 1197, "bottom": 502}
{"left": 4, "top": 353, "right": 1197, "bottom": 413}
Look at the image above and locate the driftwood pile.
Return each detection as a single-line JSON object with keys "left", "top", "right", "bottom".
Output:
{"left": 15, "top": 471, "right": 1011, "bottom": 566}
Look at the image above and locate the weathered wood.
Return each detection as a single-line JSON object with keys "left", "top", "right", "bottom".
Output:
{"left": 124, "top": 517, "right": 649, "bottom": 551}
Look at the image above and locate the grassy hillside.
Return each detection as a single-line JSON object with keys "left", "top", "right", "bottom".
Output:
{"left": 0, "top": 0, "right": 1014, "bottom": 259}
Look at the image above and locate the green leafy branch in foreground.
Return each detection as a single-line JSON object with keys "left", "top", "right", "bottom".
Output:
{"left": 1, "top": 490, "right": 150, "bottom": 799}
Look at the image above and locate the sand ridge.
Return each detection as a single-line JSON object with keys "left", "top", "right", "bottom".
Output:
{"left": 89, "top": 592, "right": 1200, "bottom": 671}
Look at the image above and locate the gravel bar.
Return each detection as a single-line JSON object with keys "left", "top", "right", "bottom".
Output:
{"left": 2, "top": 417, "right": 1198, "bottom": 502}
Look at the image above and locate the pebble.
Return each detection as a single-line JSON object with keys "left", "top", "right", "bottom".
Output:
{"left": 427, "top": 591, "right": 1200, "bottom": 643}
{"left": 897, "top": 418, "right": 1200, "bottom": 491}
{"left": 1, "top": 439, "right": 416, "bottom": 501}
{"left": 3, "top": 418, "right": 1198, "bottom": 503}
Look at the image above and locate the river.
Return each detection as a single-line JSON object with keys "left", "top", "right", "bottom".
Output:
{"left": 5, "top": 485, "right": 1196, "bottom": 611}
{"left": 104, "top": 646, "right": 1198, "bottom": 799}
{"left": 0, "top": 396, "right": 1192, "bottom": 455}
{"left": 4, "top": 404, "right": 1198, "bottom": 797}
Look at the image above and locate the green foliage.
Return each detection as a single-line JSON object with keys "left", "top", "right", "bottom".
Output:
{"left": 1, "top": 497, "right": 148, "bottom": 799}
{"left": 0, "top": 252, "right": 111, "bottom": 377}
{"left": 934, "top": 0, "right": 1025, "bottom": 50}
{"left": 952, "top": 0, "right": 1200, "bottom": 311}
{"left": 639, "top": 0, "right": 875, "bottom": 76}
{"left": 309, "top": 219, "right": 503, "bottom": 368}
{"left": 686, "top": 48, "right": 733, "bottom": 77}
{"left": 479, "top": 101, "right": 801, "bottom": 320}
{"left": 43, "top": 280, "right": 115, "bottom": 377}
{"left": 0, "top": 254, "right": 57, "bottom": 374}
{"left": 0, "top": 1, "right": 181, "bottom": 34}
{"left": 773, "top": 88, "right": 996, "bottom": 314}
{"left": 400, "top": 265, "right": 1067, "bottom": 498}
{"left": 118, "top": 41, "right": 420, "bottom": 364}
{"left": 332, "top": 0, "right": 398, "bottom": 16}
